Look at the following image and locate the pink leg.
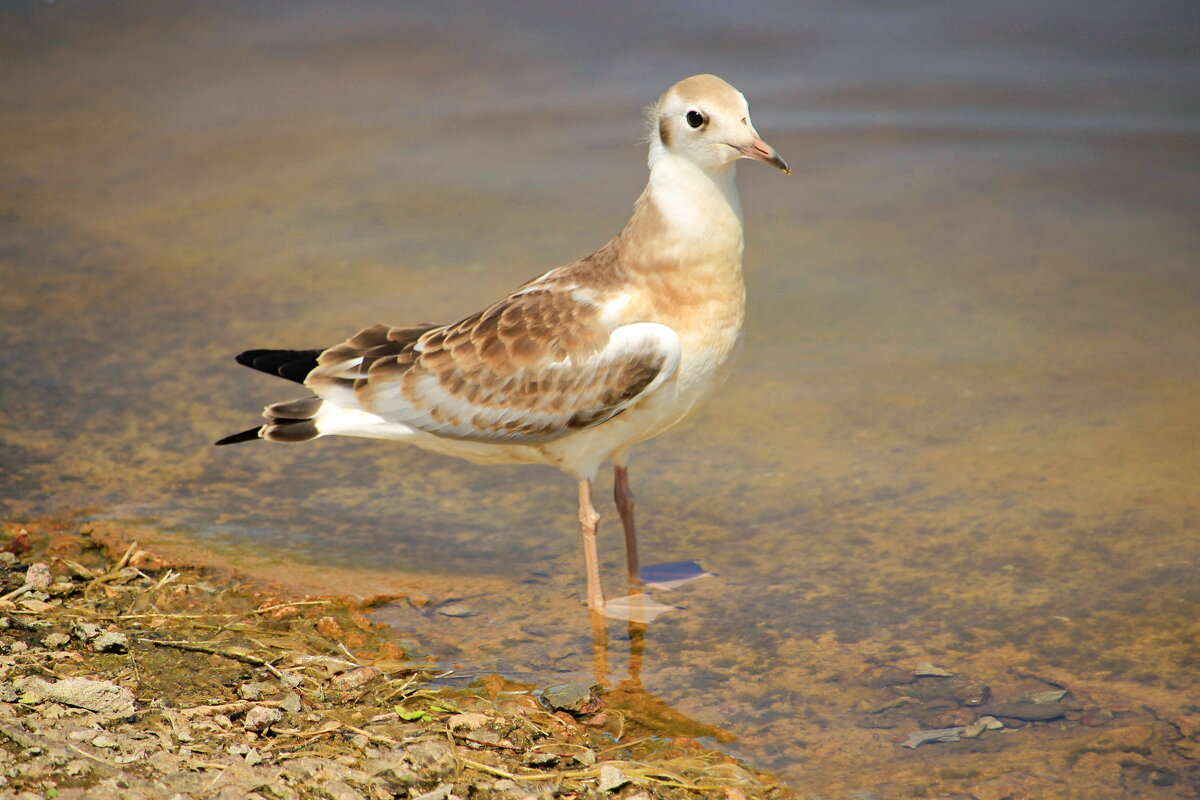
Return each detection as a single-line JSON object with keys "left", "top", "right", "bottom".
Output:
{"left": 613, "top": 464, "right": 640, "bottom": 583}
{"left": 577, "top": 479, "right": 605, "bottom": 611}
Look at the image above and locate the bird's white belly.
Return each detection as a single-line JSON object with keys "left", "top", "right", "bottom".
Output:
{"left": 536, "top": 320, "right": 744, "bottom": 477}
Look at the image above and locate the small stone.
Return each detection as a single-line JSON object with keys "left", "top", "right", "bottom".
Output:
{"left": 243, "top": 746, "right": 262, "bottom": 766}
{"left": 41, "top": 632, "right": 71, "bottom": 649}
{"left": 280, "top": 671, "right": 303, "bottom": 689}
{"left": 447, "top": 712, "right": 490, "bottom": 731}
{"left": 599, "top": 764, "right": 629, "bottom": 792}
{"left": 331, "top": 666, "right": 381, "bottom": 690}
{"left": 281, "top": 692, "right": 303, "bottom": 713}
{"left": 8, "top": 641, "right": 27, "bottom": 654}
{"left": 238, "top": 683, "right": 265, "bottom": 701}
{"left": 243, "top": 705, "right": 284, "bottom": 732}
{"left": 24, "top": 563, "right": 52, "bottom": 590}
{"left": 316, "top": 616, "right": 344, "bottom": 638}
{"left": 92, "top": 631, "right": 129, "bottom": 653}
{"left": 542, "top": 682, "right": 603, "bottom": 713}
{"left": 436, "top": 603, "right": 477, "bottom": 618}
{"left": 912, "top": 661, "right": 953, "bottom": 678}
{"left": 962, "top": 715, "right": 1003, "bottom": 738}
{"left": 585, "top": 712, "right": 609, "bottom": 727}
{"left": 403, "top": 740, "right": 457, "bottom": 779}
{"left": 15, "top": 676, "right": 135, "bottom": 716}
{"left": 0, "top": 551, "right": 16, "bottom": 567}
{"left": 411, "top": 785, "right": 453, "bottom": 800}
{"left": 73, "top": 622, "right": 102, "bottom": 642}
{"left": 951, "top": 682, "right": 991, "bottom": 706}
{"left": 90, "top": 733, "right": 119, "bottom": 749}
{"left": 321, "top": 781, "right": 368, "bottom": 800}
{"left": 988, "top": 701, "right": 1068, "bottom": 722}
{"left": 1029, "top": 689, "right": 1067, "bottom": 704}
{"left": 902, "top": 726, "right": 965, "bottom": 748}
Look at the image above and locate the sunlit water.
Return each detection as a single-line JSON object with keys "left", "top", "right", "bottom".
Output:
{"left": 2, "top": 1, "right": 1198, "bottom": 795}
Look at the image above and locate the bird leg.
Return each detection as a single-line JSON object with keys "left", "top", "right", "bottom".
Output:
{"left": 577, "top": 479, "right": 605, "bottom": 611}
{"left": 613, "top": 464, "right": 640, "bottom": 584}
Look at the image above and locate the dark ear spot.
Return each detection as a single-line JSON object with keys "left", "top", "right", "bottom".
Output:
{"left": 658, "top": 116, "right": 672, "bottom": 149}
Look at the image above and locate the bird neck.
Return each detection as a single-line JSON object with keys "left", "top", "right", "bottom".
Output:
{"left": 638, "top": 149, "right": 745, "bottom": 260}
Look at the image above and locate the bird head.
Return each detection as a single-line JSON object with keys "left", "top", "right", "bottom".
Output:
{"left": 651, "top": 74, "right": 789, "bottom": 175}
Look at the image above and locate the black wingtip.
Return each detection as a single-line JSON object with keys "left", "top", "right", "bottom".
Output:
{"left": 215, "top": 427, "right": 263, "bottom": 446}
{"left": 233, "top": 349, "right": 322, "bottom": 384}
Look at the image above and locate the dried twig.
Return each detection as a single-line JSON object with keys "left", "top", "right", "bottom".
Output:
{"left": 141, "top": 638, "right": 283, "bottom": 679}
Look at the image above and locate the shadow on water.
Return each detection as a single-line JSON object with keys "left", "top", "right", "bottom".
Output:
{"left": 2, "top": 1, "right": 1199, "bottom": 795}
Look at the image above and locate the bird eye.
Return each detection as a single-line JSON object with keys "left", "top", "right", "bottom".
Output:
{"left": 686, "top": 110, "right": 705, "bottom": 129}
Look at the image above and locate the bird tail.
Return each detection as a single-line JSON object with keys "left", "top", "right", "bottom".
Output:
{"left": 215, "top": 396, "right": 325, "bottom": 446}
{"left": 215, "top": 348, "right": 324, "bottom": 446}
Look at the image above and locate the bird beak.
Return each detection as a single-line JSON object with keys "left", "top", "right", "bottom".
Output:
{"left": 738, "top": 137, "right": 790, "bottom": 174}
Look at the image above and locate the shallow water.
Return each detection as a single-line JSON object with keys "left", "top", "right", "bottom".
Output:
{"left": 3, "top": 0, "right": 1199, "bottom": 794}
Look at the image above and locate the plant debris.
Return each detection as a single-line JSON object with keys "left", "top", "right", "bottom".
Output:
{"left": 0, "top": 521, "right": 789, "bottom": 799}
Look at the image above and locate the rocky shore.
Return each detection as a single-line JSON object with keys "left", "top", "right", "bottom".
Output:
{"left": 0, "top": 521, "right": 787, "bottom": 800}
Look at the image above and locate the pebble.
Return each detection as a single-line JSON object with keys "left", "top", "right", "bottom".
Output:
{"left": 242, "top": 705, "right": 284, "bottom": 732}
{"left": 90, "top": 733, "right": 119, "bottom": 749}
{"left": 92, "top": 631, "right": 130, "bottom": 653}
{"left": 321, "top": 780, "right": 368, "bottom": 800}
{"left": 912, "top": 661, "right": 953, "bottom": 678}
{"left": 73, "top": 622, "right": 102, "bottom": 642}
{"left": 987, "top": 701, "right": 1068, "bottom": 722}
{"left": 599, "top": 764, "right": 630, "bottom": 793}
{"left": 331, "top": 666, "right": 381, "bottom": 690}
{"left": 15, "top": 676, "right": 136, "bottom": 716}
{"left": 24, "top": 563, "right": 52, "bottom": 589}
{"left": 902, "top": 726, "right": 965, "bottom": 748}
{"left": 411, "top": 785, "right": 453, "bottom": 800}
{"left": 962, "top": 715, "right": 1004, "bottom": 738}
{"left": 41, "top": 632, "right": 71, "bottom": 649}
{"left": 0, "top": 551, "right": 17, "bottom": 568}
{"left": 238, "top": 683, "right": 265, "bottom": 701}
{"left": 543, "top": 682, "right": 603, "bottom": 713}
{"left": 316, "top": 616, "right": 344, "bottom": 638}
{"left": 281, "top": 692, "right": 303, "bottom": 713}
{"left": 436, "top": 603, "right": 477, "bottom": 618}
{"left": 448, "top": 712, "right": 490, "bottom": 731}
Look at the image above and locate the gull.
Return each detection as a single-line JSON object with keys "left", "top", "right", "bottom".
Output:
{"left": 217, "top": 74, "right": 789, "bottom": 614}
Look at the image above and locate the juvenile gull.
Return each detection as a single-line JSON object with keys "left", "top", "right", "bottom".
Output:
{"left": 217, "top": 74, "right": 789, "bottom": 614}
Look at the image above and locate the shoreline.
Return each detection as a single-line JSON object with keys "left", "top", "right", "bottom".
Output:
{"left": 0, "top": 519, "right": 789, "bottom": 799}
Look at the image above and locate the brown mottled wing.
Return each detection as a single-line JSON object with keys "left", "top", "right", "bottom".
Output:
{"left": 305, "top": 288, "right": 680, "bottom": 443}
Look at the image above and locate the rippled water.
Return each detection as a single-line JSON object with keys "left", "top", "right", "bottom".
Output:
{"left": 2, "top": 1, "right": 1198, "bottom": 794}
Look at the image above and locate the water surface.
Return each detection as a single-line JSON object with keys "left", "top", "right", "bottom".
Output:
{"left": 2, "top": 1, "right": 1198, "bottom": 795}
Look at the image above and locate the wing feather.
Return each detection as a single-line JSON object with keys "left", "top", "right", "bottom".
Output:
{"left": 305, "top": 286, "right": 679, "bottom": 444}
